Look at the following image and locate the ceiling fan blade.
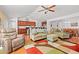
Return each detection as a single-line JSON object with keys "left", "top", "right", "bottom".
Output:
{"left": 41, "top": 6, "right": 47, "bottom": 9}
{"left": 38, "top": 9, "right": 45, "bottom": 12}
{"left": 48, "top": 5, "right": 56, "bottom": 9}
{"left": 49, "top": 10, "right": 55, "bottom": 12}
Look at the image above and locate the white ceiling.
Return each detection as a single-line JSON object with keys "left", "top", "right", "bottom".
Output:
{"left": 0, "top": 5, "right": 79, "bottom": 21}
{"left": 29, "top": 5, "right": 79, "bottom": 21}
{"left": 0, "top": 5, "right": 39, "bottom": 18}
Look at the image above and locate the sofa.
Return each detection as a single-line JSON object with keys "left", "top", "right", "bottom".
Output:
{"left": 30, "top": 27, "right": 47, "bottom": 41}
{"left": 0, "top": 28, "right": 25, "bottom": 53}
{"left": 63, "top": 28, "right": 79, "bottom": 37}
{"left": 47, "top": 28, "right": 70, "bottom": 42}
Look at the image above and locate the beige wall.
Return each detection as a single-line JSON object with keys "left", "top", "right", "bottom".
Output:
{"left": 0, "top": 10, "right": 7, "bottom": 21}
{"left": 0, "top": 10, "right": 8, "bottom": 28}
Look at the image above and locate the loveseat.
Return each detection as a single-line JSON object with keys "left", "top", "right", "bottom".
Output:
{"left": 30, "top": 27, "right": 47, "bottom": 41}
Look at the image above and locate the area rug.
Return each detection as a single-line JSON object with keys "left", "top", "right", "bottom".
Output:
{"left": 68, "top": 37, "right": 79, "bottom": 44}
{"left": 24, "top": 43, "right": 65, "bottom": 54}
{"left": 24, "top": 44, "right": 43, "bottom": 54}
{"left": 63, "top": 44, "right": 79, "bottom": 52}
{"left": 35, "top": 40, "right": 48, "bottom": 45}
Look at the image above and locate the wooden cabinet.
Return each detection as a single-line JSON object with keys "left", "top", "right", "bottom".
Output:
{"left": 18, "top": 21, "right": 36, "bottom": 26}
{"left": 18, "top": 28, "right": 26, "bottom": 34}
{"left": 18, "top": 21, "right": 36, "bottom": 34}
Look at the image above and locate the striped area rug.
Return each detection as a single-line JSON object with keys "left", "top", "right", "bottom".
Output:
{"left": 24, "top": 40, "right": 64, "bottom": 54}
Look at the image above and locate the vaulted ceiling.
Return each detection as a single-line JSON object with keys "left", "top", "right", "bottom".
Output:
{"left": 0, "top": 5, "right": 79, "bottom": 21}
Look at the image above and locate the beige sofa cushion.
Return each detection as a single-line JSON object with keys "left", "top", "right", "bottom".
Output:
{"left": 2, "top": 32, "right": 17, "bottom": 40}
{"left": 1, "top": 28, "right": 16, "bottom": 33}
{"left": 12, "top": 35, "right": 24, "bottom": 48}
{"left": 47, "top": 34, "right": 58, "bottom": 42}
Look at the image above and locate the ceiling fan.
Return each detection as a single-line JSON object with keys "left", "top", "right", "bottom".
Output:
{"left": 38, "top": 5, "right": 56, "bottom": 14}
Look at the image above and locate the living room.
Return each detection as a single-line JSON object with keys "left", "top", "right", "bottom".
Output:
{"left": 0, "top": 5, "right": 79, "bottom": 54}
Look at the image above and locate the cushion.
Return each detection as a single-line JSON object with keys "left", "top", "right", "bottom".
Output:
{"left": 2, "top": 32, "right": 17, "bottom": 39}
{"left": 36, "top": 29, "right": 46, "bottom": 33}
{"left": 12, "top": 37, "right": 24, "bottom": 48}
{"left": 31, "top": 29, "right": 37, "bottom": 34}
{"left": 2, "top": 28, "right": 16, "bottom": 33}
{"left": 47, "top": 34, "right": 58, "bottom": 42}
{"left": 35, "top": 33, "right": 46, "bottom": 36}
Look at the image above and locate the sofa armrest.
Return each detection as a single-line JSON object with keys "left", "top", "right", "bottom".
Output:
{"left": 1, "top": 38, "right": 12, "bottom": 53}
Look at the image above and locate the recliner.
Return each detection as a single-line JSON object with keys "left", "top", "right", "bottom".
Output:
{"left": 0, "top": 28, "right": 25, "bottom": 53}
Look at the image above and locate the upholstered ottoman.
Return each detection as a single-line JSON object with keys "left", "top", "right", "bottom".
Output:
{"left": 47, "top": 34, "right": 58, "bottom": 42}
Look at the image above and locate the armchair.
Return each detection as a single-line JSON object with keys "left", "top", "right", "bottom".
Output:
{"left": 0, "top": 28, "right": 25, "bottom": 53}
